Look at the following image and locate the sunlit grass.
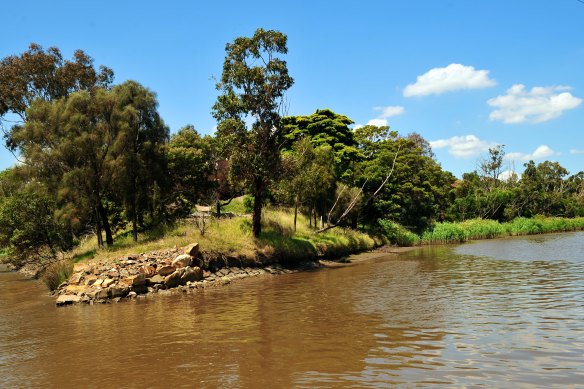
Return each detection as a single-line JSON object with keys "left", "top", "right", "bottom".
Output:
{"left": 69, "top": 207, "right": 378, "bottom": 266}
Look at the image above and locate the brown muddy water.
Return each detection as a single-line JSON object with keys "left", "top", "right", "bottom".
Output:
{"left": 1, "top": 232, "right": 584, "bottom": 388}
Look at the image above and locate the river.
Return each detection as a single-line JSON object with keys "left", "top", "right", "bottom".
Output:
{"left": 1, "top": 232, "right": 583, "bottom": 388}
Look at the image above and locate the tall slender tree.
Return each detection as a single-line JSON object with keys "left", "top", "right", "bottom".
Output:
{"left": 212, "top": 28, "right": 294, "bottom": 237}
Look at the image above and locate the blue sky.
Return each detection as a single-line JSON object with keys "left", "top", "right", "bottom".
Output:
{"left": 2, "top": 0, "right": 583, "bottom": 177}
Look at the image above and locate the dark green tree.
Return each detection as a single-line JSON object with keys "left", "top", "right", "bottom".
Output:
{"left": 109, "top": 81, "right": 169, "bottom": 241}
{"left": 166, "top": 125, "right": 216, "bottom": 216}
{"left": 0, "top": 182, "right": 72, "bottom": 265}
{"left": 282, "top": 109, "right": 361, "bottom": 182}
{"left": 212, "top": 28, "right": 294, "bottom": 237}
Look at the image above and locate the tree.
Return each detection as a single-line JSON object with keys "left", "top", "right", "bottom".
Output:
{"left": 282, "top": 109, "right": 362, "bottom": 182}
{"left": 0, "top": 182, "right": 72, "bottom": 265}
{"left": 167, "top": 125, "right": 216, "bottom": 216}
{"left": 355, "top": 126, "right": 454, "bottom": 231}
{"left": 212, "top": 28, "right": 294, "bottom": 237}
{"left": 479, "top": 145, "right": 505, "bottom": 188}
{"left": 275, "top": 138, "right": 335, "bottom": 231}
{"left": 0, "top": 43, "right": 113, "bottom": 149}
{"left": 109, "top": 81, "right": 169, "bottom": 241}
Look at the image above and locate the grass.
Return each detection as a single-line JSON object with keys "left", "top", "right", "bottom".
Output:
{"left": 379, "top": 216, "right": 584, "bottom": 246}
{"left": 41, "top": 260, "right": 73, "bottom": 290}
{"left": 68, "top": 207, "right": 379, "bottom": 268}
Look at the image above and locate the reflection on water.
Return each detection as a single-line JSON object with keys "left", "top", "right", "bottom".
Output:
{"left": 1, "top": 232, "right": 584, "bottom": 387}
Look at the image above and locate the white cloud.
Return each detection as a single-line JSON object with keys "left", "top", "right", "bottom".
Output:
{"left": 358, "top": 105, "right": 404, "bottom": 128}
{"left": 430, "top": 134, "right": 498, "bottom": 158}
{"left": 404, "top": 63, "right": 496, "bottom": 97}
{"left": 366, "top": 118, "right": 388, "bottom": 127}
{"left": 488, "top": 84, "right": 582, "bottom": 124}
{"left": 374, "top": 105, "right": 405, "bottom": 118}
{"left": 505, "top": 145, "right": 560, "bottom": 162}
{"left": 570, "top": 149, "right": 584, "bottom": 155}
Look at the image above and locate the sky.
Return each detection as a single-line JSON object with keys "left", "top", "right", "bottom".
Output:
{"left": 2, "top": 0, "right": 583, "bottom": 178}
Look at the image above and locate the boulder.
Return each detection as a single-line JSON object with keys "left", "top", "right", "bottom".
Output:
{"left": 109, "top": 286, "right": 129, "bottom": 298}
{"left": 172, "top": 254, "right": 193, "bottom": 268}
{"left": 185, "top": 243, "right": 200, "bottom": 258}
{"left": 158, "top": 265, "right": 176, "bottom": 277}
{"left": 181, "top": 266, "right": 204, "bottom": 283}
{"left": 56, "top": 294, "right": 81, "bottom": 306}
{"left": 93, "top": 279, "right": 104, "bottom": 287}
{"left": 164, "top": 268, "right": 185, "bottom": 288}
{"left": 148, "top": 274, "right": 165, "bottom": 284}
{"left": 138, "top": 265, "right": 156, "bottom": 277}
{"left": 102, "top": 278, "right": 115, "bottom": 288}
{"left": 120, "top": 274, "right": 146, "bottom": 287}
{"left": 69, "top": 272, "right": 83, "bottom": 285}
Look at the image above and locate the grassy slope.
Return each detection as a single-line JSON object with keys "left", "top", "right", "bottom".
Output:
{"left": 70, "top": 199, "right": 379, "bottom": 266}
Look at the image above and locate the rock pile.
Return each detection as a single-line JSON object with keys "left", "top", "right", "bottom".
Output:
{"left": 55, "top": 243, "right": 300, "bottom": 306}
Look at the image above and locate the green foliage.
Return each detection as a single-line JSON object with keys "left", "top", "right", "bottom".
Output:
{"left": 0, "top": 43, "right": 113, "bottom": 148}
{"left": 0, "top": 183, "right": 73, "bottom": 265}
{"left": 283, "top": 109, "right": 361, "bottom": 181}
{"left": 377, "top": 219, "right": 420, "bottom": 246}
{"left": 167, "top": 125, "right": 215, "bottom": 215}
{"left": 41, "top": 260, "right": 73, "bottom": 291}
{"left": 243, "top": 195, "right": 254, "bottom": 213}
{"left": 356, "top": 128, "right": 455, "bottom": 231}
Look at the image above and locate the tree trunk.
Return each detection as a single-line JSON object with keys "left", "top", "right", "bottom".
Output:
{"left": 95, "top": 207, "right": 103, "bottom": 248}
{"left": 132, "top": 208, "right": 138, "bottom": 242}
{"left": 252, "top": 177, "right": 263, "bottom": 238}
{"left": 293, "top": 196, "right": 298, "bottom": 232}
{"left": 97, "top": 201, "right": 113, "bottom": 246}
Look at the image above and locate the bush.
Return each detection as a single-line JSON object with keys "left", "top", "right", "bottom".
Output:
{"left": 378, "top": 219, "right": 421, "bottom": 246}
{"left": 243, "top": 195, "right": 254, "bottom": 213}
{"left": 422, "top": 222, "right": 467, "bottom": 244}
{"left": 460, "top": 218, "right": 507, "bottom": 240}
{"left": 42, "top": 260, "right": 73, "bottom": 291}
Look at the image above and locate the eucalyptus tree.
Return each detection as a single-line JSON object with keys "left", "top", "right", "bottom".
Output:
{"left": 0, "top": 43, "right": 113, "bottom": 149}
{"left": 212, "top": 28, "right": 294, "bottom": 237}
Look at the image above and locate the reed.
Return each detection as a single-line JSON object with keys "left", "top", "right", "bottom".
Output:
{"left": 421, "top": 222, "right": 467, "bottom": 244}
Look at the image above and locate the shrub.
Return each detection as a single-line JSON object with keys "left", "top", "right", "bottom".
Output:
{"left": 42, "top": 260, "right": 73, "bottom": 291}
{"left": 378, "top": 219, "right": 421, "bottom": 246}
{"left": 422, "top": 222, "right": 467, "bottom": 244}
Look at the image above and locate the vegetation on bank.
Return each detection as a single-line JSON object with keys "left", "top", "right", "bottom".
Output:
{"left": 0, "top": 29, "right": 583, "bottom": 275}
{"left": 380, "top": 216, "right": 584, "bottom": 246}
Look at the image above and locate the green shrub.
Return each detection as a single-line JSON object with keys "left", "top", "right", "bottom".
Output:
{"left": 422, "top": 222, "right": 467, "bottom": 244}
{"left": 460, "top": 218, "right": 507, "bottom": 240}
{"left": 378, "top": 219, "right": 421, "bottom": 246}
{"left": 243, "top": 195, "right": 254, "bottom": 213}
{"left": 42, "top": 260, "right": 73, "bottom": 291}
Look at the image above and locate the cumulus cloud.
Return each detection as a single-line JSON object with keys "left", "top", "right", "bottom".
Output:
{"left": 570, "top": 149, "right": 584, "bottom": 155}
{"left": 374, "top": 105, "right": 405, "bottom": 118}
{"left": 488, "top": 84, "right": 582, "bottom": 124}
{"left": 430, "top": 134, "right": 498, "bottom": 158}
{"left": 355, "top": 105, "right": 405, "bottom": 129}
{"left": 404, "top": 64, "right": 496, "bottom": 97}
{"left": 505, "top": 145, "right": 560, "bottom": 162}
{"left": 366, "top": 118, "right": 388, "bottom": 127}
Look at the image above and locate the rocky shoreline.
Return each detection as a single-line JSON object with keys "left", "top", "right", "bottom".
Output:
{"left": 54, "top": 242, "right": 314, "bottom": 306}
